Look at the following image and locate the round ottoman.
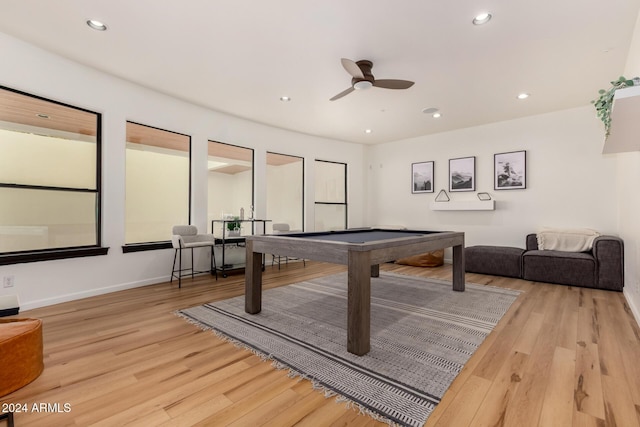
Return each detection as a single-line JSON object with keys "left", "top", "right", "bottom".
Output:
{"left": 0, "top": 318, "right": 44, "bottom": 397}
{"left": 395, "top": 249, "right": 445, "bottom": 267}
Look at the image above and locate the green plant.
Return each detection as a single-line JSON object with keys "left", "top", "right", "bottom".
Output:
{"left": 592, "top": 76, "right": 639, "bottom": 138}
{"left": 226, "top": 217, "right": 241, "bottom": 232}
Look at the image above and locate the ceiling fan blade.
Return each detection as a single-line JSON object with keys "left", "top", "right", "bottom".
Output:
{"left": 373, "top": 79, "right": 415, "bottom": 90}
{"left": 341, "top": 58, "right": 364, "bottom": 79}
{"left": 329, "top": 87, "right": 355, "bottom": 101}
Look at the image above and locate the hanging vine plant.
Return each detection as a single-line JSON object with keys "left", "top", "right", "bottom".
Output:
{"left": 592, "top": 76, "right": 640, "bottom": 138}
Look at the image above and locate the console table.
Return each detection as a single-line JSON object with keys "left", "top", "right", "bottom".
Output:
{"left": 211, "top": 219, "right": 270, "bottom": 277}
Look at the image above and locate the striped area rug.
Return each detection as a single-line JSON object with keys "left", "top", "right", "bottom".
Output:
{"left": 178, "top": 272, "right": 520, "bottom": 426}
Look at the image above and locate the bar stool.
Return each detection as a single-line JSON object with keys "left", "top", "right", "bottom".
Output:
{"left": 171, "top": 225, "right": 216, "bottom": 287}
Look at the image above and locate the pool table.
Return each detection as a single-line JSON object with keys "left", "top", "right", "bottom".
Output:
{"left": 244, "top": 228, "right": 465, "bottom": 356}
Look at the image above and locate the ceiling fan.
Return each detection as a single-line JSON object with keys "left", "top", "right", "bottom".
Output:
{"left": 329, "top": 58, "right": 415, "bottom": 101}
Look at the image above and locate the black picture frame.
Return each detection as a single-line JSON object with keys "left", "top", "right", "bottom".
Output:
{"left": 411, "top": 161, "right": 434, "bottom": 193}
{"left": 449, "top": 156, "right": 475, "bottom": 192}
{"left": 494, "top": 150, "right": 526, "bottom": 190}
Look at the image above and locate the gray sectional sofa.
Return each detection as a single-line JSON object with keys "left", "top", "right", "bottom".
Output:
{"left": 465, "top": 234, "right": 624, "bottom": 291}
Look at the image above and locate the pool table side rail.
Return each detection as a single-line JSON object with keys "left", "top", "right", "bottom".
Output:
{"left": 245, "top": 231, "right": 464, "bottom": 266}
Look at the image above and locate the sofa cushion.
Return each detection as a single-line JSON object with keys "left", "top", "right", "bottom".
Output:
{"left": 523, "top": 250, "right": 596, "bottom": 288}
{"left": 465, "top": 246, "right": 525, "bottom": 278}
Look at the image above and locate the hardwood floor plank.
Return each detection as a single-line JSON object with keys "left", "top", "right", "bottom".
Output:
{"left": 574, "top": 341, "right": 605, "bottom": 420}
{"left": 597, "top": 299, "right": 633, "bottom": 385}
{"left": 158, "top": 395, "right": 234, "bottom": 427}
{"left": 227, "top": 389, "right": 302, "bottom": 427}
{"left": 470, "top": 284, "right": 540, "bottom": 381}
{"left": 602, "top": 374, "right": 640, "bottom": 427}
{"left": 572, "top": 410, "right": 606, "bottom": 427}
{"left": 294, "top": 397, "right": 360, "bottom": 427}
{"left": 557, "top": 287, "right": 579, "bottom": 350}
{"left": 429, "top": 375, "right": 491, "bottom": 426}
{"left": 261, "top": 391, "right": 337, "bottom": 427}
{"left": 538, "top": 346, "right": 576, "bottom": 427}
{"left": 576, "top": 288, "right": 600, "bottom": 345}
{"left": 500, "top": 284, "right": 568, "bottom": 427}
{"left": 329, "top": 409, "right": 384, "bottom": 427}
{"left": 163, "top": 360, "right": 255, "bottom": 418}
{"left": 604, "top": 295, "right": 640, "bottom": 406}
{"left": 196, "top": 373, "right": 323, "bottom": 426}
{"left": 468, "top": 350, "right": 530, "bottom": 427}
{"left": 512, "top": 312, "right": 544, "bottom": 355}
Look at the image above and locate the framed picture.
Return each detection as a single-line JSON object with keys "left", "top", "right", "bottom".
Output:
{"left": 411, "top": 161, "right": 434, "bottom": 193}
{"left": 494, "top": 150, "right": 526, "bottom": 190}
{"left": 449, "top": 156, "right": 475, "bottom": 192}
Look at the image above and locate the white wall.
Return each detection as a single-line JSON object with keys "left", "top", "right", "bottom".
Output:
{"left": 0, "top": 31, "right": 366, "bottom": 310}
{"left": 366, "top": 106, "right": 618, "bottom": 248}
{"left": 618, "top": 10, "right": 640, "bottom": 324}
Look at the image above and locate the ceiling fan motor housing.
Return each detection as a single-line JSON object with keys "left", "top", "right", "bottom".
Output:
{"left": 352, "top": 60, "right": 374, "bottom": 89}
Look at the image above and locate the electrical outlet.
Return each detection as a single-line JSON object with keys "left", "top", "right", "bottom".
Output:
{"left": 3, "top": 275, "right": 15, "bottom": 288}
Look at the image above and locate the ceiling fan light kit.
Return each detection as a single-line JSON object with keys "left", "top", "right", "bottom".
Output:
{"left": 330, "top": 58, "right": 415, "bottom": 101}
{"left": 353, "top": 80, "right": 373, "bottom": 90}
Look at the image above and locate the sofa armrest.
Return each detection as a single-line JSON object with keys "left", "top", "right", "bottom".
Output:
{"left": 526, "top": 234, "right": 538, "bottom": 251}
{"left": 593, "top": 235, "right": 624, "bottom": 291}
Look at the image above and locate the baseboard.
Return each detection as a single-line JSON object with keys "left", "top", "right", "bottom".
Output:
{"left": 624, "top": 290, "right": 640, "bottom": 328}
{"left": 19, "top": 275, "right": 171, "bottom": 312}
{"left": 0, "top": 307, "right": 19, "bottom": 317}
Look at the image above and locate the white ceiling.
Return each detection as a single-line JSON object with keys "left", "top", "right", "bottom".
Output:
{"left": 0, "top": 0, "right": 638, "bottom": 144}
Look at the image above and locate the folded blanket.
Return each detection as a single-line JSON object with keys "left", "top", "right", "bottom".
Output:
{"left": 537, "top": 228, "right": 600, "bottom": 252}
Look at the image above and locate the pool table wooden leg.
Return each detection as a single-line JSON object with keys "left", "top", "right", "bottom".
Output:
{"left": 245, "top": 240, "right": 263, "bottom": 314}
{"left": 348, "top": 250, "right": 371, "bottom": 356}
{"left": 370, "top": 264, "right": 379, "bottom": 277}
{"left": 452, "top": 243, "right": 465, "bottom": 292}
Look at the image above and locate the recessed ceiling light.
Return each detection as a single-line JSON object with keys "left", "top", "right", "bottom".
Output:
{"left": 279, "top": 96, "right": 291, "bottom": 102}
{"left": 35, "top": 113, "right": 50, "bottom": 119}
{"left": 422, "top": 107, "right": 441, "bottom": 118}
{"left": 472, "top": 12, "right": 492, "bottom": 25}
{"left": 517, "top": 93, "right": 530, "bottom": 100}
{"left": 364, "top": 129, "right": 372, "bottom": 134}
{"left": 87, "top": 19, "right": 107, "bottom": 31}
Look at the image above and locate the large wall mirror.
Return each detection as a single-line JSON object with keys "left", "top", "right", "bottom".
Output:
{"left": 0, "top": 86, "right": 101, "bottom": 254}
{"left": 207, "top": 141, "right": 254, "bottom": 236}
{"left": 266, "top": 152, "right": 304, "bottom": 233}
{"left": 314, "top": 160, "right": 347, "bottom": 231}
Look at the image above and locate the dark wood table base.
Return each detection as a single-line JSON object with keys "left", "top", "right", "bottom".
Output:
{"left": 244, "top": 229, "right": 465, "bottom": 356}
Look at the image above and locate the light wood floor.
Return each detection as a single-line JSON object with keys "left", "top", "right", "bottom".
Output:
{"left": 2, "top": 261, "right": 639, "bottom": 426}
